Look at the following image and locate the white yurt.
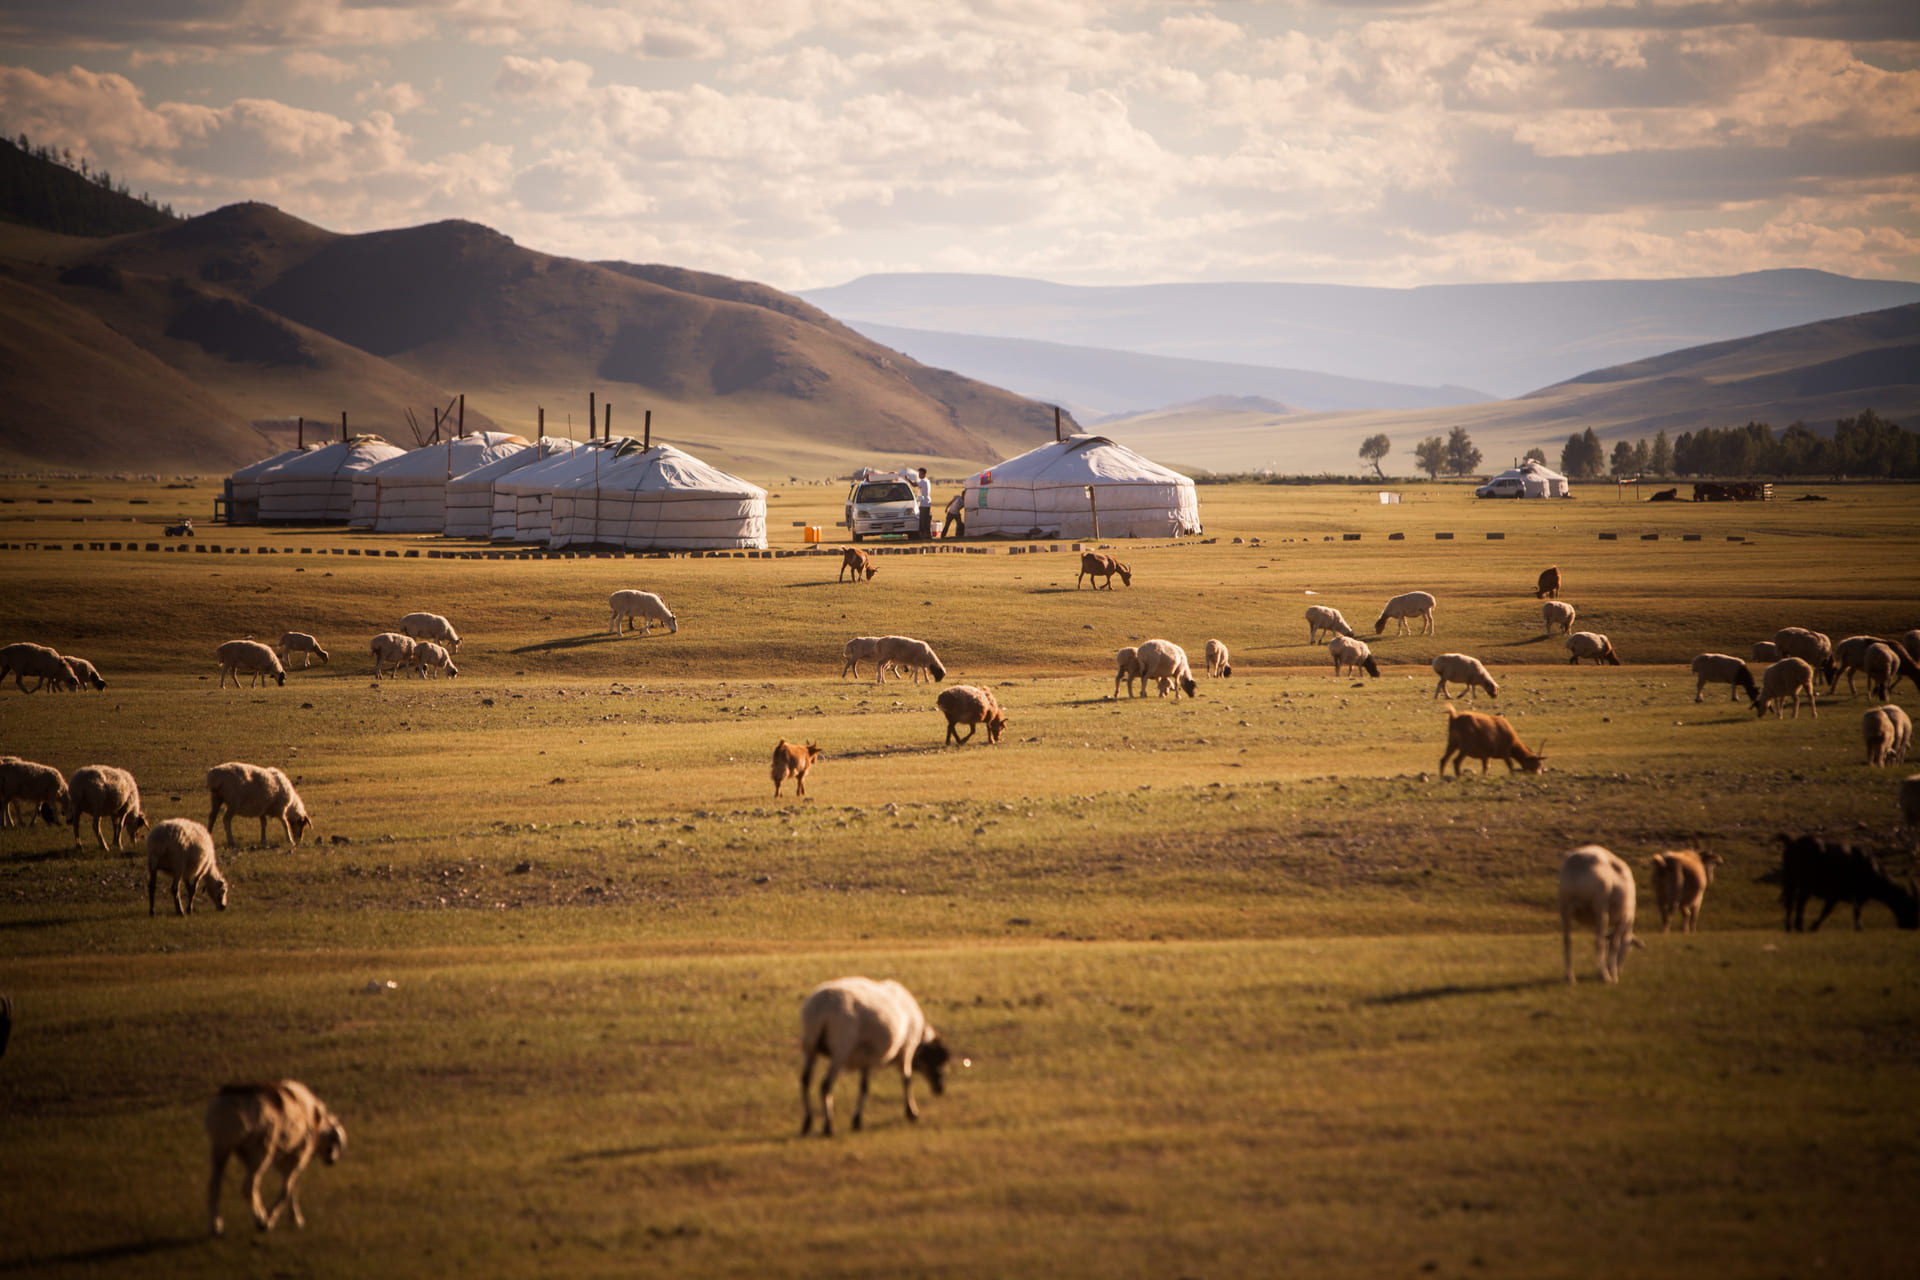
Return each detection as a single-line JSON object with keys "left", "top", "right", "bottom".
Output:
{"left": 352, "top": 432, "right": 530, "bottom": 533}
{"left": 548, "top": 443, "right": 767, "bottom": 551}
{"left": 492, "top": 439, "right": 630, "bottom": 543}
{"left": 1479, "top": 461, "right": 1571, "bottom": 498}
{"left": 959, "top": 434, "right": 1201, "bottom": 539}
{"left": 224, "top": 445, "right": 314, "bottom": 525}
{"left": 443, "top": 438, "right": 582, "bottom": 539}
{"left": 256, "top": 437, "right": 406, "bottom": 523}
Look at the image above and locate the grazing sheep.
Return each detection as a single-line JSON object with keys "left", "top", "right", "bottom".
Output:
{"left": 1204, "top": 639, "right": 1232, "bottom": 678}
{"left": 1535, "top": 566, "right": 1561, "bottom": 599}
{"left": 1690, "top": 653, "right": 1758, "bottom": 704}
{"left": 146, "top": 818, "right": 228, "bottom": 916}
{"left": 62, "top": 656, "right": 107, "bottom": 690}
{"left": 841, "top": 636, "right": 884, "bottom": 680}
{"left": 411, "top": 640, "right": 458, "bottom": 680}
{"left": 1771, "top": 627, "right": 1835, "bottom": 684}
{"left": 1305, "top": 605, "right": 1356, "bottom": 643}
{"left": 1864, "top": 704, "right": 1912, "bottom": 768}
{"left": 1077, "top": 552, "right": 1131, "bottom": 589}
{"left": 1565, "top": 631, "right": 1621, "bottom": 666}
{"left": 205, "top": 1080, "right": 346, "bottom": 1236}
{"left": 1431, "top": 653, "right": 1499, "bottom": 701}
{"left": 1902, "top": 630, "right": 1920, "bottom": 667}
{"left": 1439, "top": 705, "right": 1544, "bottom": 775}
{"left": 1829, "top": 635, "right": 1885, "bottom": 694}
{"left": 1558, "top": 845, "right": 1637, "bottom": 985}
{"left": 1541, "top": 600, "right": 1576, "bottom": 635}
{"left": 1374, "top": 591, "right": 1437, "bottom": 636}
{"left": 68, "top": 764, "right": 147, "bottom": 853}
{"left": 1863, "top": 641, "right": 1920, "bottom": 701}
{"left": 799, "top": 977, "right": 957, "bottom": 1137}
{"left": 1778, "top": 833, "right": 1919, "bottom": 931}
{"left": 399, "top": 611, "right": 461, "bottom": 653}
{"left": 937, "top": 685, "right": 1007, "bottom": 745}
{"left": 1113, "top": 646, "right": 1146, "bottom": 699}
{"left": 1649, "top": 849, "right": 1722, "bottom": 933}
{"left": 607, "top": 590, "right": 678, "bottom": 636}
{"left": 771, "top": 739, "right": 822, "bottom": 798}
{"left": 275, "top": 633, "right": 328, "bottom": 669}
{"left": 0, "top": 757, "right": 69, "bottom": 828}
{"left": 216, "top": 640, "right": 286, "bottom": 689}
{"left": 1136, "top": 638, "right": 1197, "bottom": 700}
{"left": 1751, "top": 641, "right": 1780, "bottom": 663}
{"left": 369, "top": 632, "right": 416, "bottom": 680}
{"left": 206, "top": 762, "right": 311, "bottom": 849}
{"left": 0, "top": 641, "right": 79, "bottom": 693}
{"left": 873, "top": 635, "right": 945, "bottom": 685}
{"left": 838, "top": 548, "right": 877, "bottom": 582}
{"left": 1754, "top": 656, "right": 1817, "bottom": 719}
{"left": 1328, "top": 635, "right": 1380, "bottom": 678}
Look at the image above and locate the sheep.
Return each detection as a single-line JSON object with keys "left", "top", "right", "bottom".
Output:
{"left": 841, "top": 637, "right": 889, "bottom": 680}
{"left": 1750, "top": 641, "right": 1780, "bottom": 663}
{"left": 1565, "top": 631, "right": 1621, "bottom": 666}
{"left": 1535, "top": 566, "right": 1561, "bottom": 599}
{"left": 1771, "top": 627, "right": 1835, "bottom": 684}
{"left": 216, "top": 640, "right": 286, "bottom": 689}
{"left": 937, "top": 685, "right": 1007, "bottom": 745}
{"left": 1136, "top": 638, "right": 1197, "bottom": 700}
{"left": 275, "top": 632, "right": 328, "bottom": 669}
{"left": 1864, "top": 704, "right": 1912, "bottom": 768}
{"left": 369, "top": 632, "right": 416, "bottom": 680}
{"left": 1690, "top": 653, "right": 1758, "bottom": 704}
{"left": 1431, "top": 653, "right": 1498, "bottom": 701}
{"left": 0, "top": 641, "right": 79, "bottom": 693}
{"left": 1754, "top": 656, "right": 1817, "bottom": 719}
{"left": 1329, "top": 635, "right": 1380, "bottom": 678}
{"left": 411, "top": 640, "right": 458, "bottom": 680}
{"left": 1648, "top": 849, "right": 1722, "bottom": 933}
{"left": 771, "top": 739, "right": 822, "bottom": 798}
{"left": 873, "top": 635, "right": 945, "bottom": 686}
{"left": 607, "top": 590, "right": 677, "bottom": 637}
{"left": 1902, "top": 630, "right": 1920, "bottom": 667}
{"left": 1305, "top": 605, "right": 1356, "bottom": 643}
{"left": 205, "top": 1079, "right": 346, "bottom": 1236}
{"left": 1113, "top": 646, "right": 1145, "bottom": 698}
{"left": 399, "top": 611, "right": 461, "bottom": 653}
{"left": 1541, "top": 600, "right": 1576, "bottom": 635}
{"left": 206, "top": 762, "right": 312, "bottom": 849}
{"left": 799, "top": 977, "right": 958, "bottom": 1137}
{"left": 838, "top": 548, "right": 877, "bottom": 582}
{"left": 1863, "top": 641, "right": 1920, "bottom": 702}
{"left": 1374, "top": 591, "right": 1436, "bottom": 636}
{"left": 1778, "top": 833, "right": 1919, "bottom": 931}
{"left": 0, "top": 757, "right": 69, "bottom": 828}
{"left": 1077, "top": 552, "right": 1131, "bottom": 589}
{"left": 68, "top": 764, "right": 147, "bottom": 853}
{"left": 146, "top": 818, "right": 228, "bottom": 916}
{"left": 1558, "top": 845, "right": 1637, "bottom": 985}
{"left": 1204, "top": 639, "right": 1232, "bottom": 678}
{"left": 1439, "top": 705, "right": 1544, "bottom": 775}
{"left": 62, "top": 656, "right": 107, "bottom": 690}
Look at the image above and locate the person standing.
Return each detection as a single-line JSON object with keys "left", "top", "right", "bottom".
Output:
{"left": 915, "top": 467, "right": 932, "bottom": 540}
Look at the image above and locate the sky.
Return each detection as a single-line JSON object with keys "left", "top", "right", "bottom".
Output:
{"left": 1, "top": 1, "right": 1916, "bottom": 293}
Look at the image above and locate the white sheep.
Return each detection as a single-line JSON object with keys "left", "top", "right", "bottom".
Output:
{"left": 1112, "top": 646, "right": 1145, "bottom": 698}
{"left": 1751, "top": 641, "right": 1780, "bottom": 663}
{"left": 1541, "top": 601, "right": 1576, "bottom": 635}
{"left": 206, "top": 762, "right": 312, "bottom": 849}
{"left": 841, "top": 637, "right": 890, "bottom": 680}
{"left": 1306, "top": 605, "right": 1356, "bottom": 643}
{"left": 398, "top": 611, "right": 461, "bottom": 653}
{"left": 1690, "top": 653, "right": 1758, "bottom": 704}
{"left": 1863, "top": 642, "right": 1910, "bottom": 703}
{"left": 608, "top": 590, "right": 678, "bottom": 637}
{"left": 1559, "top": 844, "right": 1637, "bottom": 985}
{"left": 1328, "top": 635, "right": 1380, "bottom": 678}
{"left": 411, "top": 640, "right": 458, "bottom": 680}
{"left": 0, "top": 641, "right": 79, "bottom": 692}
{"left": 1431, "top": 653, "right": 1498, "bottom": 701}
{"left": 275, "top": 632, "right": 329, "bottom": 669}
{"left": 799, "top": 977, "right": 958, "bottom": 1137}
{"left": 1754, "top": 656, "right": 1817, "bottom": 720}
{"left": 205, "top": 1079, "right": 346, "bottom": 1236}
{"left": 873, "top": 636, "right": 945, "bottom": 685}
{"left": 68, "top": 764, "right": 147, "bottom": 852}
{"left": 1137, "top": 638, "right": 1197, "bottom": 700}
{"left": 1374, "top": 591, "right": 1437, "bottom": 636}
{"left": 62, "top": 655, "right": 107, "bottom": 690}
{"left": 0, "top": 757, "right": 69, "bottom": 828}
{"left": 146, "top": 817, "right": 228, "bottom": 916}
{"left": 369, "top": 632, "right": 416, "bottom": 680}
{"left": 1772, "top": 627, "right": 1834, "bottom": 682}
{"left": 1649, "top": 848, "right": 1722, "bottom": 934}
{"left": 216, "top": 640, "right": 286, "bottom": 689}
{"left": 1864, "top": 704, "right": 1912, "bottom": 768}
{"left": 1565, "top": 631, "right": 1621, "bottom": 666}
{"left": 1204, "top": 639, "right": 1232, "bottom": 678}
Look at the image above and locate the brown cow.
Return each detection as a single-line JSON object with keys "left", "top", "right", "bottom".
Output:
{"left": 839, "top": 548, "right": 877, "bottom": 582}
{"left": 1438, "top": 705, "right": 1545, "bottom": 776}
{"left": 772, "top": 739, "right": 823, "bottom": 797}
{"left": 1534, "top": 566, "right": 1561, "bottom": 599}
{"left": 1077, "top": 552, "right": 1131, "bottom": 589}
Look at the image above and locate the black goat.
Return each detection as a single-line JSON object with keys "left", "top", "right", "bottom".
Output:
{"left": 1778, "top": 834, "right": 1919, "bottom": 932}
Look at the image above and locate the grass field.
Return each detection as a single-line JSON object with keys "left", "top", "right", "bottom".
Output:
{"left": 2, "top": 479, "right": 1917, "bottom": 1278}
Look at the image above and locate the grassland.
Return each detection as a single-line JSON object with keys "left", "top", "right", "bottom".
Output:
{"left": 2, "top": 479, "right": 1917, "bottom": 1278}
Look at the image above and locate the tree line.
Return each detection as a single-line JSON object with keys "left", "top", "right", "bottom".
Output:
{"left": 1, "top": 130, "right": 178, "bottom": 237}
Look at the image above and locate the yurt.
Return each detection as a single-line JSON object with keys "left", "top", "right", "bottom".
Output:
{"left": 959, "top": 434, "right": 1201, "bottom": 539}
{"left": 492, "top": 438, "right": 630, "bottom": 543}
{"left": 1475, "top": 461, "right": 1571, "bottom": 499}
{"left": 256, "top": 436, "right": 406, "bottom": 523}
{"left": 443, "top": 438, "right": 582, "bottom": 539}
{"left": 352, "top": 432, "right": 530, "bottom": 533}
{"left": 223, "top": 445, "right": 314, "bottom": 525}
{"left": 548, "top": 443, "right": 767, "bottom": 551}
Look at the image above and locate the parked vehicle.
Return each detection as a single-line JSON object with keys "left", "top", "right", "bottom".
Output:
{"left": 844, "top": 474, "right": 925, "bottom": 541}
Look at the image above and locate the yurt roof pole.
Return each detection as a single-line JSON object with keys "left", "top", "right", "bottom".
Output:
{"left": 341, "top": 410, "right": 347, "bottom": 443}
{"left": 644, "top": 410, "right": 651, "bottom": 450}
{"left": 458, "top": 393, "right": 464, "bottom": 439}
{"left": 537, "top": 407, "right": 544, "bottom": 458}
{"left": 590, "top": 392, "right": 596, "bottom": 443}
{"left": 1054, "top": 406, "right": 1063, "bottom": 442}
{"left": 604, "top": 402, "right": 611, "bottom": 440}
{"left": 297, "top": 416, "right": 304, "bottom": 448}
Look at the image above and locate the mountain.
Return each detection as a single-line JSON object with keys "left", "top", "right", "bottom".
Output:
{"left": 0, "top": 136, "right": 177, "bottom": 238}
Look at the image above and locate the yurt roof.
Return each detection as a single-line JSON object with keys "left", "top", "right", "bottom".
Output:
{"left": 493, "top": 437, "right": 639, "bottom": 492}
{"left": 262, "top": 436, "right": 404, "bottom": 477}
{"left": 448, "top": 437, "right": 583, "bottom": 485}
{"left": 970, "top": 434, "right": 1193, "bottom": 486}
{"left": 359, "top": 432, "right": 529, "bottom": 480}
{"left": 1489, "top": 461, "right": 1568, "bottom": 483}
{"left": 231, "top": 445, "right": 315, "bottom": 481}
{"left": 554, "top": 443, "right": 765, "bottom": 498}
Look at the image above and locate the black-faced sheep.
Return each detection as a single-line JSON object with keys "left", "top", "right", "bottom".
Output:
{"left": 205, "top": 1079, "right": 346, "bottom": 1235}
{"left": 1204, "top": 639, "right": 1232, "bottom": 678}
{"left": 1329, "top": 635, "right": 1380, "bottom": 678}
{"left": 0, "top": 756, "right": 69, "bottom": 828}
{"left": 68, "top": 764, "right": 147, "bottom": 852}
{"left": 216, "top": 640, "right": 285, "bottom": 689}
{"left": 937, "top": 685, "right": 1007, "bottom": 745}
{"left": 1431, "top": 653, "right": 1498, "bottom": 701}
{"left": 0, "top": 641, "right": 79, "bottom": 693}
{"left": 873, "top": 636, "right": 945, "bottom": 685}
{"left": 771, "top": 739, "right": 822, "bottom": 797}
{"left": 1565, "top": 631, "right": 1621, "bottom": 666}
{"left": 206, "top": 762, "right": 312, "bottom": 849}
{"left": 275, "top": 633, "right": 329, "bottom": 669}
{"left": 147, "top": 818, "right": 228, "bottom": 916}
{"left": 1375, "top": 591, "right": 1437, "bottom": 636}
{"left": 1559, "top": 845, "right": 1637, "bottom": 984}
{"left": 1754, "top": 656, "right": 1817, "bottom": 719}
{"left": 411, "top": 640, "right": 458, "bottom": 680}
{"left": 1649, "top": 849, "right": 1721, "bottom": 933}
{"left": 1690, "top": 653, "right": 1757, "bottom": 704}
{"left": 799, "top": 977, "right": 959, "bottom": 1137}
{"left": 1136, "top": 638, "right": 1197, "bottom": 700}
{"left": 63, "top": 656, "right": 107, "bottom": 690}
{"left": 1777, "top": 833, "right": 1918, "bottom": 931}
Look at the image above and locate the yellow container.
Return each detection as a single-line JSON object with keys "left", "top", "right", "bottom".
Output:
{"left": 802, "top": 525, "right": 822, "bottom": 543}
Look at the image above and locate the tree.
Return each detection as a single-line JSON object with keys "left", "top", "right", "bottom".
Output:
{"left": 1609, "top": 439, "right": 1636, "bottom": 476}
{"left": 1649, "top": 429, "right": 1672, "bottom": 477}
{"left": 1358, "top": 433, "right": 1391, "bottom": 479}
{"left": 1632, "top": 439, "right": 1650, "bottom": 475}
{"left": 1444, "top": 426, "right": 1482, "bottom": 476}
{"left": 1523, "top": 447, "right": 1548, "bottom": 465}
{"left": 1413, "top": 436, "right": 1446, "bottom": 479}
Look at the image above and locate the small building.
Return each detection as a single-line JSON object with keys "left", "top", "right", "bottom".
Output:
{"left": 256, "top": 437, "right": 406, "bottom": 523}
{"left": 959, "top": 434, "right": 1201, "bottom": 539}
{"left": 549, "top": 443, "right": 767, "bottom": 551}
{"left": 1475, "top": 461, "right": 1570, "bottom": 499}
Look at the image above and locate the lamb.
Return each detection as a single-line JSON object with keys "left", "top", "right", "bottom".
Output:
{"left": 1136, "top": 638, "right": 1197, "bottom": 700}
{"left": 205, "top": 1079, "right": 346, "bottom": 1236}
{"left": 68, "top": 764, "right": 147, "bottom": 853}
{"left": 1204, "top": 639, "right": 1232, "bottom": 678}
{"left": 838, "top": 548, "right": 877, "bottom": 582}
{"left": 275, "top": 632, "right": 328, "bottom": 669}
{"left": 1750, "top": 641, "right": 1780, "bottom": 663}
{"left": 399, "top": 611, "right": 462, "bottom": 653}
{"left": 1541, "top": 600, "right": 1576, "bottom": 635}
{"left": 1305, "top": 605, "right": 1356, "bottom": 643}
{"left": 1558, "top": 845, "right": 1637, "bottom": 984}
{"left": 1535, "top": 566, "right": 1561, "bottom": 599}
{"left": 1754, "top": 656, "right": 1817, "bottom": 719}
{"left": 1863, "top": 704, "right": 1912, "bottom": 768}
{"left": 62, "top": 655, "right": 107, "bottom": 690}
{"left": 1439, "top": 705, "right": 1544, "bottom": 775}
{"left": 607, "top": 590, "right": 677, "bottom": 636}
{"left": 937, "top": 685, "right": 1007, "bottom": 745}
{"left": 771, "top": 739, "right": 822, "bottom": 798}
{"left": 216, "top": 639, "right": 286, "bottom": 689}
{"left": 1113, "top": 646, "right": 1145, "bottom": 698}
{"left": 1374, "top": 591, "right": 1437, "bottom": 636}
{"left": 1077, "top": 552, "right": 1131, "bottom": 589}
{"left": 873, "top": 635, "right": 945, "bottom": 685}
{"left": 1777, "top": 833, "right": 1919, "bottom": 931}
{"left": 1649, "top": 849, "right": 1722, "bottom": 933}
{"left": 411, "top": 640, "right": 458, "bottom": 680}
{"left": 0, "top": 757, "right": 69, "bottom": 827}
{"left": 1771, "top": 627, "right": 1835, "bottom": 684}
{"left": 1431, "top": 653, "right": 1498, "bottom": 701}
{"left": 799, "top": 977, "right": 958, "bottom": 1137}
{"left": 146, "top": 818, "right": 228, "bottom": 916}
{"left": 1565, "top": 631, "right": 1621, "bottom": 666}
{"left": 206, "top": 762, "right": 312, "bottom": 849}
{"left": 1690, "top": 653, "right": 1758, "bottom": 704}
{"left": 369, "top": 632, "right": 416, "bottom": 680}
{"left": 0, "top": 641, "right": 79, "bottom": 693}
{"left": 1329, "top": 635, "right": 1380, "bottom": 678}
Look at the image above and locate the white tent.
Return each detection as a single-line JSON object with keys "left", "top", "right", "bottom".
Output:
{"left": 224, "top": 446, "right": 314, "bottom": 525}
{"left": 351, "top": 432, "right": 529, "bottom": 533}
{"left": 257, "top": 437, "right": 406, "bottom": 523}
{"left": 549, "top": 444, "right": 767, "bottom": 551}
{"left": 1482, "top": 461, "right": 1571, "bottom": 498}
{"left": 492, "top": 439, "right": 630, "bottom": 543}
{"left": 444, "top": 438, "right": 582, "bottom": 539}
{"left": 960, "top": 434, "right": 1201, "bottom": 539}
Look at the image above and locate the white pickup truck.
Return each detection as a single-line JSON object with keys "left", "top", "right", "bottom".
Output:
{"left": 844, "top": 475, "right": 925, "bottom": 541}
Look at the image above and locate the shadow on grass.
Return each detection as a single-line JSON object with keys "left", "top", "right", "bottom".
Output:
{"left": 0, "top": 915, "right": 84, "bottom": 930}
{"left": 826, "top": 744, "right": 949, "bottom": 760}
{"left": 563, "top": 1133, "right": 778, "bottom": 1164}
{"left": 0, "top": 1234, "right": 204, "bottom": 1271}
{"left": 782, "top": 579, "right": 864, "bottom": 589}
{"left": 1360, "top": 978, "right": 1559, "bottom": 1006}
{"left": 1492, "top": 634, "right": 1559, "bottom": 648}
{"left": 511, "top": 632, "right": 664, "bottom": 654}
{"left": 0, "top": 848, "right": 65, "bottom": 866}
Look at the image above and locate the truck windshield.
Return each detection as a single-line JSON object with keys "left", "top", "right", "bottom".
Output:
{"left": 855, "top": 482, "right": 914, "bottom": 504}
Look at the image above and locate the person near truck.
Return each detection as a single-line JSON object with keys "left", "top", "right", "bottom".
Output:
{"left": 916, "top": 468, "right": 932, "bottom": 540}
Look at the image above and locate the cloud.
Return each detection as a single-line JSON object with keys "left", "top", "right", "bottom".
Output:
{"left": 494, "top": 55, "right": 595, "bottom": 107}
{"left": 284, "top": 51, "right": 359, "bottom": 83}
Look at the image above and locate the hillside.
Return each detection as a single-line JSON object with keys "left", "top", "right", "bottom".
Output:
{"left": 0, "top": 136, "right": 177, "bottom": 238}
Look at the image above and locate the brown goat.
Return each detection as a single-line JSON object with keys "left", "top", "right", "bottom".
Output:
{"left": 772, "top": 739, "right": 823, "bottom": 797}
{"left": 1535, "top": 566, "right": 1561, "bottom": 599}
{"left": 1649, "top": 849, "right": 1722, "bottom": 933}
{"left": 1439, "top": 705, "right": 1545, "bottom": 775}
{"left": 838, "top": 548, "right": 877, "bottom": 582}
{"left": 1077, "top": 552, "right": 1131, "bottom": 589}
